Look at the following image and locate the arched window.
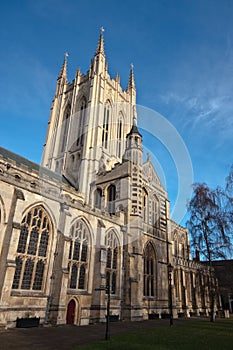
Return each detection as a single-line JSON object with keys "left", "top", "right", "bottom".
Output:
{"left": 143, "top": 243, "right": 156, "bottom": 297}
{"left": 174, "top": 232, "right": 178, "bottom": 256}
{"left": 107, "top": 185, "right": 116, "bottom": 214}
{"left": 12, "top": 206, "right": 51, "bottom": 290}
{"left": 61, "top": 106, "right": 71, "bottom": 153}
{"left": 105, "top": 230, "right": 119, "bottom": 294}
{"left": 142, "top": 188, "right": 148, "bottom": 223}
{"left": 117, "top": 114, "right": 123, "bottom": 158}
{"left": 68, "top": 219, "right": 90, "bottom": 290}
{"left": 94, "top": 188, "right": 102, "bottom": 209}
{"left": 151, "top": 195, "right": 159, "bottom": 227}
{"left": 174, "top": 268, "right": 179, "bottom": 299}
{"left": 77, "top": 98, "right": 87, "bottom": 146}
{"left": 102, "top": 102, "right": 111, "bottom": 149}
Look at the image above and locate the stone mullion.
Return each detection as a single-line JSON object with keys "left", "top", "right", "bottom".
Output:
{"left": 30, "top": 256, "right": 37, "bottom": 290}
{"left": 18, "top": 254, "right": 26, "bottom": 289}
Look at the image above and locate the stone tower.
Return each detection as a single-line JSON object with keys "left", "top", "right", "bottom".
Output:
{"left": 42, "top": 32, "right": 137, "bottom": 203}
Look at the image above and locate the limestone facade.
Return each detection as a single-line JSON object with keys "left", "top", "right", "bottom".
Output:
{"left": 0, "top": 34, "right": 219, "bottom": 328}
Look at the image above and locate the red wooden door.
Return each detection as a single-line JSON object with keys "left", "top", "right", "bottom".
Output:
{"left": 66, "top": 299, "right": 76, "bottom": 324}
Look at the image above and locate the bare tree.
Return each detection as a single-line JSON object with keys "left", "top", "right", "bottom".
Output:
{"left": 187, "top": 183, "right": 232, "bottom": 321}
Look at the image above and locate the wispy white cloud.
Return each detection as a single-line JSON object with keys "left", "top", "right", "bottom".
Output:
{"left": 158, "top": 45, "right": 233, "bottom": 142}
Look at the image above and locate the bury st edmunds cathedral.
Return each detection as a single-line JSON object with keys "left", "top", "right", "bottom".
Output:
{"left": 0, "top": 33, "right": 220, "bottom": 328}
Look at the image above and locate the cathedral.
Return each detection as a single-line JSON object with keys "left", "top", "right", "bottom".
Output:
{"left": 0, "top": 33, "right": 219, "bottom": 328}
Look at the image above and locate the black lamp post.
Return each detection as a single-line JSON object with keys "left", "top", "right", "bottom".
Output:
{"left": 168, "top": 263, "right": 173, "bottom": 326}
{"left": 95, "top": 283, "right": 111, "bottom": 341}
{"left": 105, "top": 283, "right": 110, "bottom": 340}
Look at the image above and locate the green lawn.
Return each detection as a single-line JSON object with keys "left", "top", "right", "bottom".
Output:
{"left": 74, "top": 319, "right": 233, "bottom": 350}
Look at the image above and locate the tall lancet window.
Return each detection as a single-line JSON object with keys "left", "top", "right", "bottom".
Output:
{"left": 142, "top": 188, "right": 148, "bottom": 223}
{"left": 102, "top": 102, "right": 111, "bottom": 149}
{"left": 117, "top": 114, "right": 123, "bottom": 158}
{"left": 77, "top": 97, "right": 87, "bottom": 146}
{"left": 107, "top": 184, "right": 116, "bottom": 214}
{"left": 151, "top": 195, "right": 159, "bottom": 227}
{"left": 143, "top": 242, "right": 156, "bottom": 297}
{"left": 61, "top": 106, "right": 71, "bottom": 153}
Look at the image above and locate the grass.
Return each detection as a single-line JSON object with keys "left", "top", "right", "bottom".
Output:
{"left": 74, "top": 319, "right": 233, "bottom": 350}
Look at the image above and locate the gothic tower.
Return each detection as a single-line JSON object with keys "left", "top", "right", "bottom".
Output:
{"left": 42, "top": 32, "right": 137, "bottom": 203}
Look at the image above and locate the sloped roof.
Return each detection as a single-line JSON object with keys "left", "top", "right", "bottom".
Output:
{"left": 0, "top": 146, "right": 71, "bottom": 186}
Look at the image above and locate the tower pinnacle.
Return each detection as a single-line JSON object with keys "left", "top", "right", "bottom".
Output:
{"left": 58, "top": 53, "right": 68, "bottom": 81}
{"left": 95, "top": 27, "right": 105, "bottom": 56}
{"left": 127, "top": 63, "right": 135, "bottom": 90}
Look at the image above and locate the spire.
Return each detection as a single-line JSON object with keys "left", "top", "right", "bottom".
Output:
{"left": 127, "top": 114, "right": 142, "bottom": 138}
{"left": 127, "top": 63, "right": 135, "bottom": 90}
{"left": 95, "top": 27, "right": 105, "bottom": 56}
{"left": 58, "top": 52, "right": 68, "bottom": 81}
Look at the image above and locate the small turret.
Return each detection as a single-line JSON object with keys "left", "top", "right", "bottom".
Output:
{"left": 127, "top": 116, "right": 142, "bottom": 138}
{"left": 123, "top": 116, "right": 142, "bottom": 166}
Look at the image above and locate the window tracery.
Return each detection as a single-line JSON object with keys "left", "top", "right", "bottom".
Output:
{"left": 12, "top": 206, "right": 51, "bottom": 291}
{"left": 68, "top": 219, "right": 90, "bottom": 290}
{"left": 143, "top": 243, "right": 156, "bottom": 297}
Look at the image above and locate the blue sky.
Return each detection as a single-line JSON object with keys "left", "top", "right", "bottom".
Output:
{"left": 0, "top": 0, "right": 233, "bottom": 223}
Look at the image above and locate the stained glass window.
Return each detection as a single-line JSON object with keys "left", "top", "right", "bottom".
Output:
{"left": 68, "top": 219, "right": 90, "bottom": 290}
{"left": 12, "top": 206, "right": 51, "bottom": 291}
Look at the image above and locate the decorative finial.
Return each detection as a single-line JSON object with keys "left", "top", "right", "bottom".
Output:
{"left": 95, "top": 28, "right": 105, "bottom": 56}
{"left": 58, "top": 53, "right": 68, "bottom": 80}
{"left": 127, "top": 63, "right": 135, "bottom": 90}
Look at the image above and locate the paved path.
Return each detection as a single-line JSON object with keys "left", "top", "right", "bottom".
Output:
{"left": 0, "top": 319, "right": 172, "bottom": 350}
{"left": 0, "top": 318, "right": 201, "bottom": 350}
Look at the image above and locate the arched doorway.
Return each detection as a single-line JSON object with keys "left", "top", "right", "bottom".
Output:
{"left": 66, "top": 299, "right": 76, "bottom": 324}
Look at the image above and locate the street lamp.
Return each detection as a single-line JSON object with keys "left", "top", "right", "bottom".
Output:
{"left": 168, "top": 263, "right": 173, "bottom": 326}
{"left": 95, "top": 282, "right": 111, "bottom": 341}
